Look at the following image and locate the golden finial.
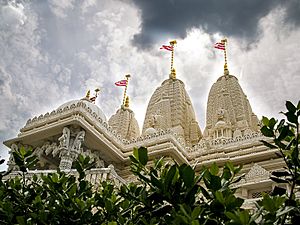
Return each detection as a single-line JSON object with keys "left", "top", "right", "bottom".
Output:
{"left": 122, "top": 74, "right": 131, "bottom": 106}
{"left": 169, "top": 40, "right": 177, "bottom": 74}
{"left": 125, "top": 96, "right": 129, "bottom": 108}
{"left": 221, "top": 38, "right": 229, "bottom": 75}
{"left": 85, "top": 90, "right": 90, "bottom": 98}
{"left": 170, "top": 68, "right": 176, "bottom": 80}
{"left": 89, "top": 88, "right": 101, "bottom": 103}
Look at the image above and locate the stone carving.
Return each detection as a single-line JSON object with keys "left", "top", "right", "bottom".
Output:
{"left": 58, "top": 128, "right": 86, "bottom": 170}
{"left": 72, "top": 131, "right": 85, "bottom": 153}
{"left": 58, "top": 127, "right": 70, "bottom": 149}
{"left": 245, "top": 164, "right": 270, "bottom": 181}
{"left": 7, "top": 144, "right": 18, "bottom": 170}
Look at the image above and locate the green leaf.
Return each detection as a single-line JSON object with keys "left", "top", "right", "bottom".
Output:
{"left": 271, "top": 171, "right": 290, "bottom": 177}
{"left": 262, "top": 116, "right": 269, "bottom": 126}
{"left": 182, "top": 165, "right": 195, "bottom": 188}
{"left": 191, "top": 206, "right": 201, "bottom": 220}
{"left": 165, "top": 165, "right": 177, "bottom": 189}
{"left": 271, "top": 186, "right": 286, "bottom": 196}
{"left": 16, "top": 216, "right": 26, "bottom": 225}
{"left": 261, "top": 126, "right": 274, "bottom": 137}
{"left": 286, "top": 101, "right": 296, "bottom": 113}
{"left": 191, "top": 220, "right": 200, "bottom": 225}
{"left": 285, "top": 111, "right": 298, "bottom": 124}
{"left": 277, "top": 125, "right": 289, "bottom": 141}
{"left": 19, "top": 146, "right": 27, "bottom": 157}
{"left": 269, "top": 118, "right": 277, "bottom": 129}
{"left": 210, "top": 163, "right": 219, "bottom": 176}
{"left": 138, "top": 147, "right": 148, "bottom": 166}
{"left": 129, "top": 155, "right": 139, "bottom": 164}
{"left": 239, "top": 210, "right": 250, "bottom": 225}
{"left": 215, "top": 191, "right": 225, "bottom": 204}
{"left": 133, "top": 147, "right": 139, "bottom": 160}
{"left": 225, "top": 211, "right": 240, "bottom": 222}
{"left": 200, "top": 186, "right": 211, "bottom": 199}
{"left": 270, "top": 176, "right": 289, "bottom": 184}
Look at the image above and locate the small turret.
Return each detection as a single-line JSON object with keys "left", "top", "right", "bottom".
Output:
{"left": 109, "top": 96, "right": 140, "bottom": 140}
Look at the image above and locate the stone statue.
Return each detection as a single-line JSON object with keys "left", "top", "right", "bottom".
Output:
{"left": 72, "top": 131, "right": 85, "bottom": 153}
{"left": 58, "top": 127, "right": 70, "bottom": 149}
{"left": 7, "top": 144, "right": 18, "bottom": 169}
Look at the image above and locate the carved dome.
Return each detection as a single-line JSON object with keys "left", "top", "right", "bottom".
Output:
{"left": 142, "top": 77, "right": 202, "bottom": 146}
{"left": 144, "top": 127, "right": 157, "bottom": 135}
{"left": 57, "top": 99, "right": 107, "bottom": 122}
{"left": 204, "top": 74, "right": 259, "bottom": 139}
{"left": 108, "top": 106, "right": 140, "bottom": 140}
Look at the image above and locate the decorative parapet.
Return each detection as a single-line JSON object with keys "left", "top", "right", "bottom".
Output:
{"left": 190, "top": 132, "right": 263, "bottom": 152}
{"left": 3, "top": 167, "right": 126, "bottom": 188}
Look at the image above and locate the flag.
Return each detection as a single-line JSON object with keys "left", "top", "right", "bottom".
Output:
{"left": 90, "top": 96, "right": 96, "bottom": 102}
{"left": 115, "top": 80, "right": 127, "bottom": 86}
{"left": 160, "top": 45, "right": 173, "bottom": 51}
{"left": 214, "top": 42, "right": 225, "bottom": 50}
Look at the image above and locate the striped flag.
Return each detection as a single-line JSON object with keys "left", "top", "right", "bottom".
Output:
{"left": 214, "top": 42, "right": 225, "bottom": 50}
{"left": 160, "top": 45, "right": 173, "bottom": 51}
{"left": 115, "top": 80, "right": 127, "bottom": 86}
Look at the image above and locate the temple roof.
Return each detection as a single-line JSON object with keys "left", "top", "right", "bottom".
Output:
{"left": 204, "top": 74, "right": 259, "bottom": 139}
{"left": 142, "top": 77, "right": 202, "bottom": 146}
{"left": 108, "top": 100, "right": 140, "bottom": 140}
{"left": 57, "top": 99, "right": 107, "bottom": 122}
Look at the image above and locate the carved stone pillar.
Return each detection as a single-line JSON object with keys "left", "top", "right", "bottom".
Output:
{"left": 58, "top": 127, "right": 85, "bottom": 170}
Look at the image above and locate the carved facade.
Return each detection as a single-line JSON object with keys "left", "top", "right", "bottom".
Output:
{"left": 3, "top": 71, "right": 284, "bottom": 203}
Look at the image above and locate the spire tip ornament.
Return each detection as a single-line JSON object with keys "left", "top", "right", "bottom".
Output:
{"left": 85, "top": 90, "right": 90, "bottom": 98}
{"left": 221, "top": 38, "right": 229, "bottom": 76}
{"left": 214, "top": 38, "right": 229, "bottom": 76}
{"left": 122, "top": 74, "right": 130, "bottom": 107}
{"left": 125, "top": 96, "right": 129, "bottom": 108}
{"left": 170, "top": 68, "right": 176, "bottom": 80}
{"left": 169, "top": 40, "right": 177, "bottom": 75}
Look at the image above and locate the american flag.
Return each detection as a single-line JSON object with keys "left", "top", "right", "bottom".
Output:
{"left": 115, "top": 80, "right": 127, "bottom": 86}
{"left": 214, "top": 42, "right": 225, "bottom": 50}
{"left": 160, "top": 45, "right": 173, "bottom": 51}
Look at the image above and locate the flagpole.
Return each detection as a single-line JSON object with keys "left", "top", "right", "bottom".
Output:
{"left": 222, "top": 38, "right": 229, "bottom": 75}
{"left": 169, "top": 40, "right": 177, "bottom": 73}
{"left": 122, "top": 74, "right": 130, "bottom": 106}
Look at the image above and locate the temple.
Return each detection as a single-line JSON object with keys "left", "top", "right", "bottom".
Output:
{"left": 3, "top": 40, "right": 285, "bottom": 207}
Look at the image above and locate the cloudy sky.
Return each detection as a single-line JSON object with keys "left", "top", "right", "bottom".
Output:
{"left": 1, "top": 0, "right": 300, "bottom": 167}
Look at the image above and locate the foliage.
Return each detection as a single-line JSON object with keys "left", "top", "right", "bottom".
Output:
{"left": 259, "top": 100, "right": 300, "bottom": 224}
{"left": 0, "top": 100, "right": 299, "bottom": 224}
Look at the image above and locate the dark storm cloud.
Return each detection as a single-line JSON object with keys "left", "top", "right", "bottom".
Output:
{"left": 132, "top": 0, "right": 300, "bottom": 48}
{"left": 283, "top": 0, "right": 300, "bottom": 26}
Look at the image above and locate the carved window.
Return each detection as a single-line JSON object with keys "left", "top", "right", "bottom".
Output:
{"left": 218, "top": 130, "right": 222, "bottom": 137}
{"left": 249, "top": 189, "right": 272, "bottom": 199}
